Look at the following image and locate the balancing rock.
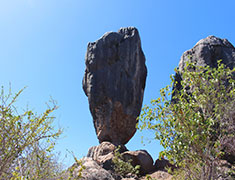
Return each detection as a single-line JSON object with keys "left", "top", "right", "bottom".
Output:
{"left": 83, "top": 27, "right": 147, "bottom": 145}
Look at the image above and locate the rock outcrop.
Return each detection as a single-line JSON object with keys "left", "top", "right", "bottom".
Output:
{"left": 83, "top": 27, "right": 147, "bottom": 145}
{"left": 174, "top": 36, "right": 235, "bottom": 96}
{"left": 179, "top": 35, "right": 235, "bottom": 71}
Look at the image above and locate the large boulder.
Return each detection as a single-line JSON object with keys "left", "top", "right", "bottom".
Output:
{"left": 83, "top": 27, "right": 147, "bottom": 145}
{"left": 122, "top": 150, "right": 154, "bottom": 175}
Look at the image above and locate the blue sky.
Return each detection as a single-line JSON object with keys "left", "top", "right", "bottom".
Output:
{"left": 0, "top": 0, "right": 234, "bottom": 167}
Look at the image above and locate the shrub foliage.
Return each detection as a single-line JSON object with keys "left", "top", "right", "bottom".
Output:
{"left": 112, "top": 146, "right": 140, "bottom": 178}
{"left": 139, "top": 60, "right": 235, "bottom": 179}
{"left": 0, "top": 87, "right": 64, "bottom": 180}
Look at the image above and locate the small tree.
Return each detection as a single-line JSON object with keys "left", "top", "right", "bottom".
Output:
{"left": 138, "top": 61, "right": 235, "bottom": 179}
{"left": 0, "top": 87, "right": 64, "bottom": 180}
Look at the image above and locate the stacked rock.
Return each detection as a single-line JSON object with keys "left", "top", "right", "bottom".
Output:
{"left": 79, "top": 29, "right": 235, "bottom": 180}
{"left": 83, "top": 27, "right": 147, "bottom": 145}
{"left": 82, "top": 27, "right": 156, "bottom": 178}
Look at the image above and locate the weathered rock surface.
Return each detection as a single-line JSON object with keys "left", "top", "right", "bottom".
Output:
{"left": 174, "top": 36, "right": 235, "bottom": 96}
{"left": 87, "top": 141, "right": 127, "bottom": 170}
{"left": 87, "top": 142, "right": 127, "bottom": 160}
{"left": 179, "top": 35, "right": 235, "bottom": 71}
{"left": 87, "top": 142, "right": 117, "bottom": 160}
{"left": 71, "top": 157, "right": 115, "bottom": 180}
{"left": 83, "top": 27, "right": 147, "bottom": 145}
{"left": 122, "top": 150, "right": 154, "bottom": 175}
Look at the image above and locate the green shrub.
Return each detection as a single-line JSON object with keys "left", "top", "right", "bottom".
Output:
{"left": 0, "top": 86, "right": 64, "bottom": 180}
{"left": 138, "top": 60, "right": 235, "bottom": 179}
{"left": 112, "top": 146, "right": 140, "bottom": 177}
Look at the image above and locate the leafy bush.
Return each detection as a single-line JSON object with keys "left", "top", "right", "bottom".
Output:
{"left": 0, "top": 87, "right": 64, "bottom": 180}
{"left": 112, "top": 146, "right": 140, "bottom": 177}
{"left": 139, "top": 60, "right": 235, "bottom": 179}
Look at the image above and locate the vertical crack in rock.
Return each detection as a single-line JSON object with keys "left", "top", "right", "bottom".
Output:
{"left": 83, "top": 27, "right": 147, "bottom": 145}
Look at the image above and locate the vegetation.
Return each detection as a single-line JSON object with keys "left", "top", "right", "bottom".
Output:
{"left": 112, "top": 146, "right": 140, "bottom": 178}
{"left": 139, "top": 60, "right": 235, "bottom": 179}
{"left": 1, "top": 59, "right": 234, "bottom": 179}
{"left": 0, "top": 87, "right": 65, "bottom": 180}
{"left": 67, "top": 152, "right": 86, "bottom": 180}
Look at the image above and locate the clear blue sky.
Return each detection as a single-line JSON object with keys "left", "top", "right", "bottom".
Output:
{"left": 0, "top": 0, "right": 234, "bottom": 167}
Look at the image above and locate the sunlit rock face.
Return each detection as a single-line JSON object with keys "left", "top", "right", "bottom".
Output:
{"left": 179, "top": 35, "right": 235, "bottom": 71}
{"left": 174, "top": 36, "right": 235, "bottom": 96}
{"left": 83, "top": 27, "right": 147, "bottom": 145}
